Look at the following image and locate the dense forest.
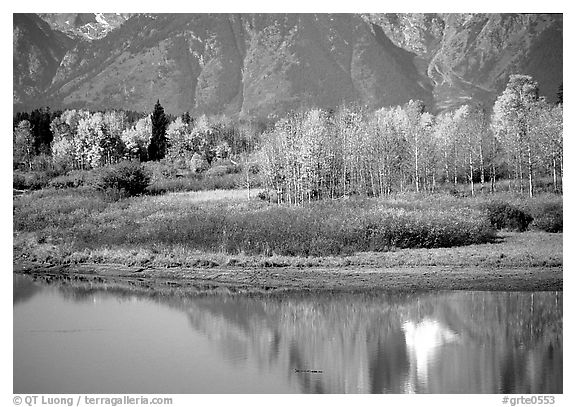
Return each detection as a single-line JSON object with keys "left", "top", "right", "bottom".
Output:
{"left": 13, "top": 74, "right": 562, "bottom": 200}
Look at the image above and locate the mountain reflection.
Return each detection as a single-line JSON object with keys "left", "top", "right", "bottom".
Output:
{"left": 15, "top": 275, "right": 562, "bottom": 394}
{"left": 178, "top": 291, "right": 562, "bottom": 393}
{"left": 402, "top": 318, "right": 459, "bottom": 392}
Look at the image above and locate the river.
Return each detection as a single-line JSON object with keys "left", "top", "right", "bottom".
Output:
{"left": 13, "top": 274, "right": 562, "bottom": 394}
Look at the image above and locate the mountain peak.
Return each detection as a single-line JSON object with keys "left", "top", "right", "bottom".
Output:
{"left": 14, "top": 13, "right": 562, "bottom": 117}
{"left": 38, "top": 13, "right": 132, "bottom": 41}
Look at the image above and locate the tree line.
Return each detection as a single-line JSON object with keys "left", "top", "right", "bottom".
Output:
{"left": 259, "top": 75, "right": 562, "bottom": 204}
{"left": 13, "top": 75, "right": 562, "bottom": 200}
{"left": 13, "top": 101, "right": 264, "bottom": 173}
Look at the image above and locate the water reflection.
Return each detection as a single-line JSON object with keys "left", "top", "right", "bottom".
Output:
{"left": 13, "top": 274, "right": 42, "bottom": 305}
{"left": 402, "top": 318, "right": 459, "bottom": 392}
{"left": 14, "top": 275, "right": 562, "bottom": 394}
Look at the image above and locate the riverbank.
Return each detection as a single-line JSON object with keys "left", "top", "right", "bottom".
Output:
{"left": 13, "top": 187, "right": 562, "bottom": 294}
{"left": 13, "top": 261, "right": 562, "bottom": 295}
{"left": 13, "top": 229, "right": 562, "bottom": 294}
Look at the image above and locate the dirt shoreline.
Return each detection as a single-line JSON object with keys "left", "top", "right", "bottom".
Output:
{"left": 13, "top": 260, "right": 563, "bottom": 295}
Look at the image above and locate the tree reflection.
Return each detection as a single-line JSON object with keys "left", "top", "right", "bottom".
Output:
{"left": 16, "top": 276, "right": 563, "bottom": 394}
{"left": 368, "top": 329, "right": 409, "bottom": 393}
{"left": 13, "top": 275, "right": 42, "bottom": 305}
{"left": 176, "top": 291, "right": 562, "bottom": 394}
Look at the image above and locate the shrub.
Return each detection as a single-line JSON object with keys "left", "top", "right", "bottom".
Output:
{"left": 96, "top": 161, "right": 151, "bottom": 198}
{"left": 205, "top": 165, "right": 230, "bottom": 177}
{"left": 256, "top": 190, "right": 269, "bottom": 201}
{"left": 30, "top": 154, "right": 53, "bottom": 172}
{"left": 49, "top": 175, "right": 77, "bottom": 189}
{"left": 13, "top": 192, "right": 497, "bottom": 257}
{"left": 13, "top": 173, "right": 26, "bottom": 189}
{"left": 13, "top": 171, "right": 51, "bottom": 190}
{"left": 485, "top": 202, "right": 533, "bottom": 232}
{"left": 146, "top": 172, "right": 247, "bottom": 194}
{"left": 189, "top": 153, "right": 209, "bottom": 173}
{"left": 142, "top": 160, "right": 179, "bottom": 182}
{"left": 246, "top": 162, "right": 260, "bottom": 175}
{"left": 205, "top": 163, "right": 240, "bottom": 177}
{"left": 530, "top": 202, "right": 563, "bottom": 233}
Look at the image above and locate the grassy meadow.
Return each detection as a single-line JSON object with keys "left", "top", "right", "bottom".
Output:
{"left": 13, "top": 184, "right": 562, "bottom": 270}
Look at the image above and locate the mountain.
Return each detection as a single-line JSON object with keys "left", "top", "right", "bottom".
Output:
{"left": 37, "top": 13, "right": 132, "bottom": 41}
{"left": 367, "top": 13, "right": 563, "bottom": 110}
{"left": 13, "top": 13, "right": 76, "bottom": 107}
{"left": 13, "top": 13, "right": 563, "bottom": 117}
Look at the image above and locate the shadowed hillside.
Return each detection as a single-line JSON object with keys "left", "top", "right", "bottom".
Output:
{"left": 14, "top": 13, "right": 562, "bottom": 116}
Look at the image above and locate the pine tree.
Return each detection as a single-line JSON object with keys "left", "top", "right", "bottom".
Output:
{"left": 556, "top": 84, "right": 563, "bottom": 105}
{"left": 29, "top": 107, "right": 54, "bottom": 155}
{"left": 182, "top": 111, "right": 193, "bottom": 126}
{"left": 148, "top": 100, "right": 169, "bottom": 161}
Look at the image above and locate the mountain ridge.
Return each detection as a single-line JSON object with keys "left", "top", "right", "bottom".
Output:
{"left": 13, "top": 13, "right": 562, "bottom": 116}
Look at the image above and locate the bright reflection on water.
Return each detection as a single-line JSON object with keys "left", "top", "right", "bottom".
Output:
{"left": 13, "top": 274, "right": 562, "bottom": 394}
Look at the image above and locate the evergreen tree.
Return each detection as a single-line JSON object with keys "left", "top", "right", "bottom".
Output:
{"left": 148, "top": 100, "right": 169, "bottom": 161}
{"left": 14, "top": 112, "right": 30, "bottom": 129}
{"left": 29, "top": 107, "right": 54, "bottom": 155}
{"left": 556, "top": 84, "right": 563, "bottom": 105}
{"left": 182, "top": 111, "right": 193, "bottom": 126}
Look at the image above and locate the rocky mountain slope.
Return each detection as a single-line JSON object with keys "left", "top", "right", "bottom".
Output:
{"left": 13, "top": 14, "right": 77, "bottom": 107}
{"left": 368, "top": 13, "right": 563, "bottom": 110}
{"left": 13, "top": 13, "right": 562, "bottom": 117}
{"left": 37, "top": 13, "right": 132, "bottom": 41}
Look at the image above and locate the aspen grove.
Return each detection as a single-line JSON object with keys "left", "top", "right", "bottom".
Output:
{"left": 13, "top": 75, "right": 562, "bottom": 201}
{"left": 260, "top": 75, "right": 562, "bottom": 204}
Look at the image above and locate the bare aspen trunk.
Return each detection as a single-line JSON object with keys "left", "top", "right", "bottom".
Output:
{"left": 246, "top": 168, "right": 251, "bottom": 200}
{"left": 415, "top": 157, "right": 419, "bottom": 193}
{"left": 444, "top": 150, "right": 450, "bottom": 185}
{"left": 469, "top": 150, "right": 475, "bottom": 196}
{"left": 414, "top": 135, "right": 420, "bottom": 193}
{"left": 560, "top": 158, "right": 563, "bottom": 192}
{"left": 491, "top": 161, "right": 496, "bottom": 193}
{"left": 387, "top": 165, "right": 391, "bottom": 195}
{"left": 479, "top": 143, "right": 485, "bottom": 193}
{"left": 360, "top": 161, "right": 368, "bottom": 196}
{"left": 527, "top": 143, "right": 534, "bottom": 198}
{"left": 26, "top": 144, "right": 33, "bottom": 171}
{"left": 369, "top": 168, "right": 376, "bottom": 197}
{"left": 342, "top": 160, "right": 347, "bottom": 197}
{"left": 293, "top": 164, "right": 298, "bottom": 205}
{"left": 453, "top": 142, "right": 459, "bottom": 188}
{"left": 552, "top": 158, "right": 558, "bottom": 193}
{"left": 518, "top": 155, "right": 524, "bottom": 194}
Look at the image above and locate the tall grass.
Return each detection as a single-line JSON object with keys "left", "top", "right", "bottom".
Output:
{"left": 146, "top": 173, "right": 247, "bottom": 194}
{"left": 14, "top": 189, "right": 498, "bottom": 257}
{"left": 14, "top": 162, "right": 263, "bottom": 195}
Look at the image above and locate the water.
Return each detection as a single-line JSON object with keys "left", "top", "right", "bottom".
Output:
{"left": 13, "top": 274, "right": 562, "bottom": 394}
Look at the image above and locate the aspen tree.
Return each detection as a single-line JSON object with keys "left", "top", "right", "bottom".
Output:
{"left": 493, "top": 75, "right": 539, "bottom": 196}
